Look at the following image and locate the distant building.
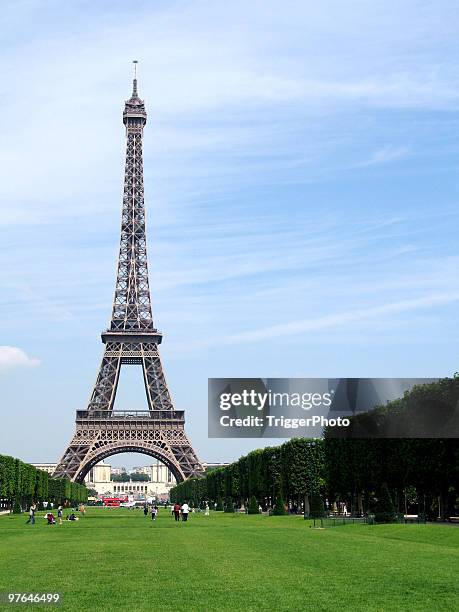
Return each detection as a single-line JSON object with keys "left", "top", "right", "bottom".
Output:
{"left": 131, "top": 466, "right": 150, "bottom": 475}
{"left": 110, "top": 467, "right": 126, "bottom": 476}
{"left": 31, "top": 460, "right": 176, "bottom": 500}
{"left": 150, "top": 462, "right": 174, "bottom": 484}
{"left": 31, "top": 463, "right": 56, "bottom": 475}
{"left": 202, "top": 462, "right": 230, "bottom": 472}
{"left": 86, "top": 462, "right": 111, "bottom": 484}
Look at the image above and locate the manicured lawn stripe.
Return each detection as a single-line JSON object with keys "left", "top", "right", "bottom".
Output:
{"left": 0, "top": 509, "right": 457, "bottom": 611}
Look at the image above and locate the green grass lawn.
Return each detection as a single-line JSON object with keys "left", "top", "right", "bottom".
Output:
{"left": 0, "top": 508, "right": 457, "bottom": 612}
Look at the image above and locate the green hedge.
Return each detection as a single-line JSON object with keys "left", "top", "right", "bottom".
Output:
{"left": 170, "top": 438, "right": 324, "bottom": 511}
{"left": 0, "top": 455, "right": 88, "bottom": 510}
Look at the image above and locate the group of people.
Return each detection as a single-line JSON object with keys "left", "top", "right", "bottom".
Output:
{"left": 141, "top": 502, "right": 196, "bottom": 522}
{"left": 172, "top": 502, "right": 191, "bottom": 521}
{"left": 143, "top": 504, "right": 159, "bottom": 521}
{"left": 140, "top": 502, "right": 193, "bottom": 522}
{"left": 25, "top": 502, "right": 85, "bottom": 526}
{"left": 169, "top": 502, "right": 212, "bottom": 520}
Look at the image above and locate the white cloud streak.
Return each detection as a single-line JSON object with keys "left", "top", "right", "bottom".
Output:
{"left": 188, "top": 292, "right": 459, "bottom": 349}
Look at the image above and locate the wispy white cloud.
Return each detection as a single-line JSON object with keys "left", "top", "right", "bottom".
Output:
{"left": 370, "top": 146, "right": 409, "bottom": 164}
{"left": 184, "top": 292, "right": 459, "bottom": 349}
{"left": 0, "top": 346, "right": 40, "bottom": 372}
{"left": 359, "top": 146, "right": 410, "bottom": 167}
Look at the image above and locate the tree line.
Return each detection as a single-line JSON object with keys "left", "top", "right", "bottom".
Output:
{"left": 170, "top": 438, "right": 325, "bottom": 515}
{"left": 111, "top": 473, "right": 149, "bottom": 482}
{"left": 171, "top": 377, "right": 458, "bottom": 520}
{"left": 170, "top": 437, "right": 458, "bottom": 520}
{"left": 0, "top": 455, "right": 88, "bottom": 512}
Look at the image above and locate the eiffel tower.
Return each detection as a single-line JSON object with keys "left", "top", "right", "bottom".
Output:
{"left": 54, "top": 63, "right": 202, "bottom": 483}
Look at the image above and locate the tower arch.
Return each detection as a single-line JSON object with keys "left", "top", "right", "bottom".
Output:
{"left": 74, "top": 444, "right": 185, "bottom": 484}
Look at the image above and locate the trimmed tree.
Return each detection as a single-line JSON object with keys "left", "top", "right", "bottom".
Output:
{"left": 215, "top": 495, "right": 224, "bottom": 511}
{"left": 374, "top": 483, "right": 396, "bottom": 523}
{"left": 309, "top": 493, "right": 325, "bottom": 518}
{"left": 272, "top": 493, "right": 287, "bottom": 516}
{"left": 248, "top": 495, "right": 259, "bottom": 515}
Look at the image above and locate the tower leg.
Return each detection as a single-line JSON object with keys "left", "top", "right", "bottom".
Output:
{"left": 142, "top": 348, "right": 174, "bottom": 412}
{"left": 87, "top": 348, "right": 122, "bottom": 413}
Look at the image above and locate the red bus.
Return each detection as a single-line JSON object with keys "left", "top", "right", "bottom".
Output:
{"left": 102, "top": 496, "right": 128, "bottom": 507}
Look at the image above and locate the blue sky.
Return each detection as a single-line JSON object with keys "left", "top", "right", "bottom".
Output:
{"left": 0, "top": 0, "right": 458, "bottom": 468}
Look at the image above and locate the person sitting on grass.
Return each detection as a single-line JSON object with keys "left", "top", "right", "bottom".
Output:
{"left": 47, "top": 513, "right": 56, "bottom": 525}
{"left": 66, "top": 513, "right": 79, "bottom": 522}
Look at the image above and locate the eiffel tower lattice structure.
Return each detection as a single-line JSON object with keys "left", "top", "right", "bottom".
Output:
{"left": 54, "top": 64, "right": 203, "bottom": 483}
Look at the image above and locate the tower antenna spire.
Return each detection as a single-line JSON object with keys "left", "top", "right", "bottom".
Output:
{"left": 132, "top": 60, "right": 138, "bottom": 97}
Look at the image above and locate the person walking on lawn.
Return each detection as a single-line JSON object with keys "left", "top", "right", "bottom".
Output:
{"left": 25, "top": 503, "right": 36, "bottom": 525}
{"left": 181, "top": 502, "right": 190, "bottom": 522}
{"left": 173, "top": 502, "right": 181, "bottom": 522}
